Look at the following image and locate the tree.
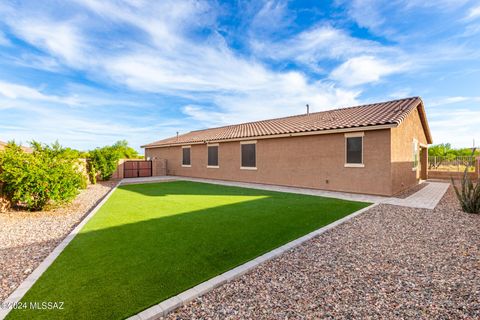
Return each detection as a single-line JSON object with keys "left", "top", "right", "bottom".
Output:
{"left": 428, "top": 143, "right": 456, "bottom": 169}
{"left": 112, "top": 140, "right": 142, "bottom": 159}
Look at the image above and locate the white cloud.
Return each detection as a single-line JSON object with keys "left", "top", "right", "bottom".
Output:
{"left": 8, "top": 19, "right": 86, "bottom": 65}
{"left": 401, "top": 0, "right": 471, "bottom": 10}
{"left": 0, "top": 80, "right": 151, "bottom": 109}
{"left": 249, "top": 0, "right": 291, "bottom": 35}
{"left": 103, "top": 47, "right": 274, "bottom": 93}
{"left": 427, "top": 96, "right": 480, "bottom": 107}
{"left": 337, "top": 0, "right": 472, "bottom": 38}
{"left": 465, "top": 5, "right": 480, "bottom": 21}
{"left": 75, "top": 0, "right": 215, "bottom": 48}
{"left": 0, "top": 0, "right": 477, "bottom": 152}
{"left": 340, "top": 0, "right": 388, "bottom": 35}
{"left": 330, "top": 56, "right": 406, "bottom": 87}
{"left": 183, "top": 74, "right": 360, "bottom": 126}
{"left": 70, "top": 1, "right": 363, "bottom": 124}
{"left": 252, "top": 24, "right": 394, "bottom": 69}
{"left": 428, "top": 109, "right": 480, "bottom": 148}
{"left": 0, "top": 0, "right": 365, "bottom": 149}
{"left": 0, "top": 81, "right": 61, "bottom": 102}
{"left": 0, "top": 94, "right": 187, "bottom": 151}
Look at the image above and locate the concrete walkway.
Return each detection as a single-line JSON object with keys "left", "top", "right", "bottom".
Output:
{"left": 383, "top": 182, "right": 450, "bottom": 209}
{"left": 120, "top": 176, "right": 450, "bottom": 210}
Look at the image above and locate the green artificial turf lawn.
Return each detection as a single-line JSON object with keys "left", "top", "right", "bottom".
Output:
{"left": 7, "top": 181, "right": 369, "bottom": 320}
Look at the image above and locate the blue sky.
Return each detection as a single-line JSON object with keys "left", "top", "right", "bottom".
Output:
{"left": 0, "top": 0, "right": 479, "bottom": 151}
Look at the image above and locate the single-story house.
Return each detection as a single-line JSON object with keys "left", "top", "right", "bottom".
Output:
{"left": 142, "top": 97, "right": 432, "bottom": 196}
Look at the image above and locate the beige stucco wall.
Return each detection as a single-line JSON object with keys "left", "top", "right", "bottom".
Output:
{"left": 390, "top": 107, "right": 429, "bottom": 194}
{"left": 145, "top": 129, "right": 393, "bottom": 196}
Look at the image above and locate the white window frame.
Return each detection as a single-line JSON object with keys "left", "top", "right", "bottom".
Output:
{"left": 207, "top": 143, "right": 219, "bottom": 168}
{"left": 181, "top": 145, "right": 191, "bottom": 167}
{"left": 240, "top": 140, "right": 257, "bottom": 170}
{"left": 344, "top": 132, "right": 364, "bottom": 168}
{"left": 412, "top": 139, "right": 418, "bottom": 171}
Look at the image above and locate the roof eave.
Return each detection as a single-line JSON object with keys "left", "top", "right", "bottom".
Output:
{"left": 142, "top": 123, "right": 397, "bottom": 149}
{"left": 417, "top": 99, "right": 433, "bottom": 144}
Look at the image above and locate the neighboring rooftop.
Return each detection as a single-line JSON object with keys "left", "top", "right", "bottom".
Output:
{"left": 0, "top": 141, "right": 33, "bottom": 153}
{"left": 143, "top": 97, "right": 432, "bottom": 148}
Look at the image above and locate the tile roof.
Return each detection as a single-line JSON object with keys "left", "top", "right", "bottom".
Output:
{"left": 143, "top": 97, "right": 431, "bottom": 147}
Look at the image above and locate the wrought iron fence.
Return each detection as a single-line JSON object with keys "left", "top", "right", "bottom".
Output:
{"left": 428, "top": 156, "right": 476, "bottom": 172}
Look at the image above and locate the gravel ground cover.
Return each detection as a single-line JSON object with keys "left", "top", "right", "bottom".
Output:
{"left": 0, "top": 181, "right": 116, "bottom": 302}
{"left": 394, "top": 182, "right": 429, "bottom": 199}
{"left": 166, "top": 186, "right": 480, "bottom": 319}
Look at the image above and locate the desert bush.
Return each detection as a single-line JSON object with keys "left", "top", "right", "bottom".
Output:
{"left": 452, "top": 150, "right": 480, "bottom": 214}
{"left": 88, "top": 146, "right": 121, "bottom": 181}
{"left": 0, "top": 141, "right": 87, "bottom": 211}
{"left": 87, "top": 140, "right": 139, "bottom": 182}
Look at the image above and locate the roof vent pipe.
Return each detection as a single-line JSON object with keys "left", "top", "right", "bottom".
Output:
{"left": 176, "top": 131, "right": 179, "bottom": 141}
{"left": 306, "top": 104, "right": 310, "bottom": 115}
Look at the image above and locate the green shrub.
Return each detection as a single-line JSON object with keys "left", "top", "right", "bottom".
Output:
{"left": 86, "top": 140, "right": 140, "bottom": 182}
{"left": 0, "top": 141, "right": 87, "bottom": 211}
{"left": 452, "top": 150, "right": 480, "bottom": 214}
{"left": 88, "top": 146, "right": 121, "bottom": 181}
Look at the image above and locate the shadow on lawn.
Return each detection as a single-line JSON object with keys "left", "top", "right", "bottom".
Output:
{"left": 116, "top": 180, "right": 295, "bottom": 198}
{"left": 7, "top": 182, "right": 367, "bottom": 320}
{"left": 116, "top": 180, "right": 360, "bottom": 203}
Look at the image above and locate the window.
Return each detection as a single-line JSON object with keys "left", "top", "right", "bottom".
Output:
{"left": 182, "top": 146, "right": 191, "bottom": 167}
{"left": 345, "top": 133, "right": 364, "bottom": 167}
{"left": 241, "top": 142, "right": 256, "bottom": 169}
{"left": 207, "top": 145, "right": 219, "bottom": 167}
{"left": 412, "top": 140, "right": 418, "bottom": 170}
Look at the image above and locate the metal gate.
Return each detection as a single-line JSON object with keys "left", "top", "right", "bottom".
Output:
{"left": 124, "top": 160, "right": 152, "bottom": 178}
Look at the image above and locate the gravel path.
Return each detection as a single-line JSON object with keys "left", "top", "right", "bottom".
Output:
{"left": 166, "top": 186, "right": 480, "bottom": 319}
{"left": 0, "top": 181, "right": 116, "bottom": 302}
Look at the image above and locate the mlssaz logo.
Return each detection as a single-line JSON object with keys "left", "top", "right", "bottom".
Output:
{"left": 4, "top": 301, "right": 65, "bottom": 310}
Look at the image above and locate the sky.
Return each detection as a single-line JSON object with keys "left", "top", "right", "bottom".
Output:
{"left": 0, "top": 0, "right": 479, "bottom": 152}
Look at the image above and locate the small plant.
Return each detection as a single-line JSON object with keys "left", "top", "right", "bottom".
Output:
{"left": 0, "top": 141, "right": 87, "bottom": 211}
{"left": 452, "top": 149, "right": 480, "bottom": 214}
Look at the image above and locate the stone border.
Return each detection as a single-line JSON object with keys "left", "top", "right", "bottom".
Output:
{"left": 0, "top": 182, "right": 121, "bottom": 320}
{"left": 127, "top": 203, "right": 378, "bottom": 320}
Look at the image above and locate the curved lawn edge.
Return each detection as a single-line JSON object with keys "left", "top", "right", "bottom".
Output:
{"left": 5, "top": 181, "right": 372, "bottom": 320}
